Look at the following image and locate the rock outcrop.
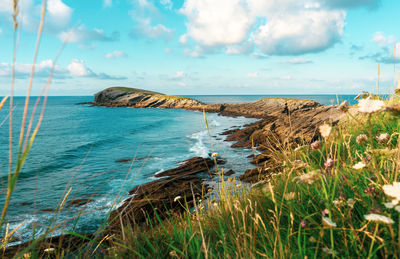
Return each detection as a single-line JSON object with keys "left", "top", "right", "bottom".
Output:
{"left": 108, "top": 157, "right": 223, "bottom": 233}
{"left": 92, "top": 87, "right": 349, "bottom": 182}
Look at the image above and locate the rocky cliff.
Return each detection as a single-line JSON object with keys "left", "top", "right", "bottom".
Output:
{"left": 92, "top": 87, "right": 350, "bottom": 182}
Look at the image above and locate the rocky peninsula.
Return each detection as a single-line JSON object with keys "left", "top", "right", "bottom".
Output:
{"left": 92, "top": 87, "right": 348, "bottom": 183}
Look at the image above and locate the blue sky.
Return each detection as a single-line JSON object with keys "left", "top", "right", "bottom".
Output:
{"left": 0, "top": 0, "right": 399, "bottom": 96}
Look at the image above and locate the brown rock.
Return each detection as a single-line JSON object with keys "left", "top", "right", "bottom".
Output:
{"left": 67, "top": 199, "right": 95, "bottom": 207}
{"left": 154, "top": 157, "right": 223, "bottom": 177}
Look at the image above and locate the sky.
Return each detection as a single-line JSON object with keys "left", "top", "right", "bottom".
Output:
{"left": 0, "top": 0, "right": 399, "bottom": 96}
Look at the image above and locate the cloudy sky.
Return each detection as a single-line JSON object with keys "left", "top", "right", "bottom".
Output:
{"left": 0, "top": 0, "right": 399, "bottom": 96}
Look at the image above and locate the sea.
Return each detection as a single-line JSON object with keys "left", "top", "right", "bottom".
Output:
{"left": 0, "top": 94, "right": 357, "bottom": 244}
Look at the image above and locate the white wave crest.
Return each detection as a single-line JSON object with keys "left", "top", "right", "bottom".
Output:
{"left": 189, "top": 130, "right": 209, "bottom": 158}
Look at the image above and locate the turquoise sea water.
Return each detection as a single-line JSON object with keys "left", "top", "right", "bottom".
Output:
{"left": 0, "top": 94, "right": 356, "bottom": 244}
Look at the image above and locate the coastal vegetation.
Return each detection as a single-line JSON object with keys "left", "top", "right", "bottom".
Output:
{"left": 2, "top": 1, "right": 400, "bottom": 258}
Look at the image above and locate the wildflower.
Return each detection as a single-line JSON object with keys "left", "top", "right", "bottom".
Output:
{"left": 347, "top": 198, "right": 355, "bottom": 208}
{"left": 382, "top": 182, "right": 400, "bottom": 205}
{"left": 384, "top": 202, "right": 394, "bottom": 209}
{"left": 356, "top": 134, "right": 368, "bottom": 144}
{"left": 44, "top": 248, "right": 55, "bottom": 253}
{"left": 322, "top": 247, "right": 335, "bottom": 255}
{"left": 338, "top": 100, "right": 349, "bottom": 112}
{"left": 364, "top": 214, "right": 394, "bottom": 224}
{"left": 358, "top": 98, "right": 385, "bottom": 113}
{"left": 333, "top": 200, "right": 344, "bottom": 207}
{"left": 284, "top": 192, "right": 296, "bottom": 201}
{"left": 376, "top": 133, "right": 389, "bottom": 144}
{"left": 207, "top": 189, "right": 213, "bottom": 193}
{"left": 213, "top": 202, "right": 218, "bottom": 207}
{"left": 300, "top": 220, "right": 308, "bottom": 228}
{"left": 292, "top": 160, "right": 307, "bottom": 169}
{"left": 23, "top": 253, "right": 31, "bottom": 259}
{"left": 324, "top": 158, "right": 336, "bottom": 169}
{"left": 395, "top": 206, "right": 400, "bottom": 213}
{"left": 173, "top": 196, "right": 182, "bottom": 202}
{"left": 294, "top": 170, "right": 320, "bottom": 184}
{"left": 169, "top": 250, "right": 179, "bottom": 258}
{"left": 310, "top": 140, "right": 322, "bottom": 150}
{"left": 364, "top": 155, "right": 372, "bottom": 163}
{"left": 319, "top": 123, "right": 332, "bottom": 138}
{"left": 309, "top": 236, "right": 317, "bottom": 243}
{"left": 364, "top": 187, "right": 376, "bottom": 196}
{"left": 211, "top": 152, "right": 219, "bottom": 158}
{"left": 322, "top": 208, "right": 329, "bottom": 216}
{"left": 353, "top": 161, "right": 366, "bottom": 170}
{"left": 322, "top": 217, "right": 337, "bottom": 228}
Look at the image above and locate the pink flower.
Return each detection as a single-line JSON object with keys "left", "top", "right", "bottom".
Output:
{"left": 324, "top": 158, "right": 336, "bottom": 169}
{"left": 310, "top": 140, "right": 322, "bottom": 150}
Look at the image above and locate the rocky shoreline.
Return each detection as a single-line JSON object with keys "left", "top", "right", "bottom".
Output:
{"left": 5, "top": 87, "right": 350, "bottom": 256}
{"left": 91, "top": 87, "right": 349, "bottom": 182}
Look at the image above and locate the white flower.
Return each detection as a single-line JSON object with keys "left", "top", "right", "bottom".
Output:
{"left": 319, "top": 123, "right": 332, "bottom": 138}
{"left": 358, "top": 98, "right": 385, "bottom": 113}
{"left": 364, "top": 213, "right": 394, "bottom": 224}
{"left": 395, "top": 206, "right": 400, "bottom": 213}
{"left": 356, "top": 134, "right": 368, "bottom": 144}
{"left": 294, "top": 170, "right": 320, "bottom": 184}
{"left": 353, "top": 162, "right": 366, "bottom": 170}
{"left": 322, "top": 217, "right": 337, "bottom": 228}
{"left": 382, "top": 182, "right": 400, "bottom": 205}
{"left": 174, "top": 196, "right": 182, "bottom": 202}
{"left": 384, "top": 202, "right": 394, "bottom": 209}
{"left": 211, "top": 152, "right": 219, "bottom": 158}
{"left": 44, "top": 248, "right": 55, "bottom": 253}
{"left": 347, "top": 198, "right": 355, "bottom": 208}
{"left": 376, "top": 133, "right": 389, "bottom": 143}
{"left": 338, "top": 100, "right": 349, "bottom": 112}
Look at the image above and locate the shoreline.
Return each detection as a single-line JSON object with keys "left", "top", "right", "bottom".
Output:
{"left": 4, "top": 89, "right": 350, "bottom": 255}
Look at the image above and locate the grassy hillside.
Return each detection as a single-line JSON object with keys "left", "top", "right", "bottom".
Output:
{"left": 103, "top": 94, "right": 400, "bottom": 258}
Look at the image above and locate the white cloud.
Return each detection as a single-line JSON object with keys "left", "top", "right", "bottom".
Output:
{"left": 0, "top": 0, "right": 72, "bottom": 33}
{"left": 105, "top": 50, "right": 127, "bottom": 59}
{"left": 180, "top": 0, "right": 253, "bottom": 46}
{"left": 179, "top": 0, "right": 356, "bottom": 56}
{"left": 247, "top": 72, "right": 259, "bottom": 78}
{"left": 130, "top": 18, "right": 173, "bottom": 41}
{"left": 0, "top": 59, "right": 127, "bottom": 80}
{"left": 252, "top": 10, "right": 345, "bottom": 55}
{"left": 169, "top": 71, "right": 185, "bottom": 80}
{"left": 280, "top": 75, "right": 293, "bottom": 80}
{"left": 164, "top": 48, "right": 173, "bottom": 53}
{"left": 286, "top": 58, "right": 313, "bottom": 64}
{"left": 0, "top": 28, "right": 2, "bottom": 36}
{"left": 372, "top": 31, "right": 395, "bottom": 46}
{"left": 160, "top": 0, "right": 173, "bottom": 9}
{"left": 47, "top": 0, "right": 73, "bottom": 29}
{"left": 67, "top": 59, "right": 91, "bottom": 77}
{"left": 59, "top": 25, "right": 119, "bottom": 43}
{"left": 103, "top": 0, "right": 112, "bottom": 8}
{"left": 226, "top": 42, "right": 254, "bottom": 55}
